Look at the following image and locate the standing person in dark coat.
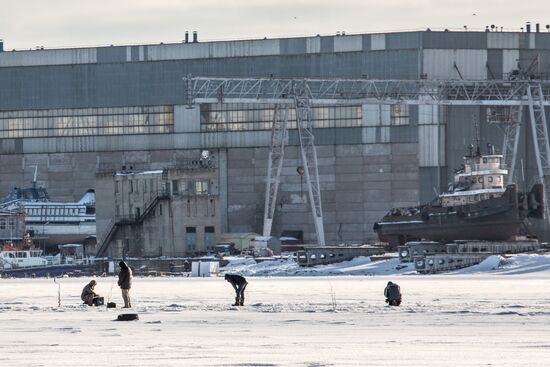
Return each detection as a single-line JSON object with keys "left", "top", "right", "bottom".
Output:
{"left": 81, "top": 280, "right": 100, "bottom": 306}
{"left": 384, "top": 281, "right": 402, "bottom": 306}
{"left": 224, "top": 274, "right": 248, "bottom": 306}
{"left": 118, "top": 261, "right": 133, "bottom": 308}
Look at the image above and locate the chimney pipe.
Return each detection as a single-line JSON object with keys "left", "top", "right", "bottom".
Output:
{"left": 536, "top": 23, "right": 540, "bottom": 32}
{"left": 185, "top": 31, "right": 189, "bottom": 44}
{"left": 526, "top": 22, "right": 531, "bottom": 33}
{"left": 192, "top": 31, "right": 198, "bottom": 43}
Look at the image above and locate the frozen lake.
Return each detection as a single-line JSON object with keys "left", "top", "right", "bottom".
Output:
{"left": 1, "top": 274, "right": 550, "bottom": 366}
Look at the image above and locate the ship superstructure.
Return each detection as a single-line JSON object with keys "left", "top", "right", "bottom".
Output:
{"left": 0, "top": 176, "right": 96, "bottom": 247}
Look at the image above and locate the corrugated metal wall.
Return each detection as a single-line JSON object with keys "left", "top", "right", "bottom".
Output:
{"left": 423, "top": 49, "right": 487, "bottom": 79}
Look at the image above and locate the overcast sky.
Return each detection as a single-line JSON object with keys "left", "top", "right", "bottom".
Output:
{"left": 2, "top": 0, "right": 549, "bottom": 50}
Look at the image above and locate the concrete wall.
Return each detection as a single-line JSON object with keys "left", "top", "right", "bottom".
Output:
{"left": 224, "top": 142, "right": 418, "bottom": 244}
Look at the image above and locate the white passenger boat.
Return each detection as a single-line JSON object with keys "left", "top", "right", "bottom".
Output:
{"left": 0, "top": 172, "right": 96, "bottom": 246}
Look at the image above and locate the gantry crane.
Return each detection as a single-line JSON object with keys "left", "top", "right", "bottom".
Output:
{"left": 185, "top": 77, "right": 550, "bottom": 244}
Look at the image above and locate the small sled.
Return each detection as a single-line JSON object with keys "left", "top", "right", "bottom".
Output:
{"left": 116, "top": 313, "right": 139, "bottom": 321}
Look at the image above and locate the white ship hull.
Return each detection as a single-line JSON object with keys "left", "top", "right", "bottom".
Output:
{"left": 27, "top": 222, "right": 96, "bottom": 246}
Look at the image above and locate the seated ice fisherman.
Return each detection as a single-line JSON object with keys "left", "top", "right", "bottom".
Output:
{"left": 384, "top": 281, "right": 402, "bottom": 306}
{"left": 81, "top": 280, "right": 100, "bottom": 306}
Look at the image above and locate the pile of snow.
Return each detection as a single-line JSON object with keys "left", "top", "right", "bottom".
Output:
{"left": 223, "top": 253, "right": 550, "bottom": 277}
{"left": 496, "top": 253, "right": 550, "bottom": 275}
{"left": 223, "top": 256, "right": 415, "bottom": 276}
{"left": 451, "top": 255, "right": 504, "bottom": 274}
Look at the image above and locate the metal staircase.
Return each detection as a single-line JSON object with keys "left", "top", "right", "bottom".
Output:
{"left": 96, "top": 190, "right": 170, "bottom": 257}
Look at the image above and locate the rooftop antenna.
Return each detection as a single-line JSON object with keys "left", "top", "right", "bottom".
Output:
{"left": 473, "top": 117, "right": 481, "bottom": 156}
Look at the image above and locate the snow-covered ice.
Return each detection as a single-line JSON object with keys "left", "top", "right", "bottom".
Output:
{"left": 1, "top": 254, "right": 550, "bottom": 366}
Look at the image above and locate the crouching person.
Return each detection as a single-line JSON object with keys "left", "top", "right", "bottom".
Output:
{"left": 81, "top": 280, "right": 101, "bottom": 306}
{"left": 384, "top": 281, "right": 402, "bottom": 306}
{"left": 224, "top": 274, "right": 248, "bottom": 306}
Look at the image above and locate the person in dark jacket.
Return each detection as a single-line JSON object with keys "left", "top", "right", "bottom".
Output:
{"left": 118, "top": 261, "right": 133, "bottom": 308}
{"left": 81, "top": 280, "right": 100, "bottom": 306}
{"left": 224, "top": 274, "right": 248, "bottom": 306}
{"left": 384, "top": 281, "right": 402, "bottom": 306}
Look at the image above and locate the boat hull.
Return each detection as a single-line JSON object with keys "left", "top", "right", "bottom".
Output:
{"left": 374, "top": 184, "right": 543, "bottom": 248}
{"left": 27, "top": 222, "right": 96, "bottom": 246}
{"left": 1, "top": 264, "right": 97, "bottom": 278}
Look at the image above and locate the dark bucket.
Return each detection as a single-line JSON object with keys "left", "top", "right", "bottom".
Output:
{"left": 107, "top": 302, "right": 116, "bottom": 308}
{"left": 117, "top": 313, "right": 139, "bottom": 321}
{"left": 93, "top": 297, "right": 104, "bottom": 306}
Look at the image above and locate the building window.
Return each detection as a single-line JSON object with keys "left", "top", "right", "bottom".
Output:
{"left": 0, "top": 218, "right": 6, "bottom": 230}
{"left": 390, "top": 104, "right": 409, "bottom": 126}
{"left": 200, "top": 103, "right": 362, "bottom": 132}
{"left": 186, "top": 227, "right": 197, "bottom": 251}
{"left": 172, "top": 180, "right": 179, "bottom": 195}
{"left": 0, "top": 105, "right": 174, "bottom": 138}
{"left": 195, "top": 180, "right": 209, "bottom": 195}
{"left": 204, "top": 226, "right": 215, "bottom": 251}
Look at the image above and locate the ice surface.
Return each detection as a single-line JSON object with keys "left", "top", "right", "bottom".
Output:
{"left": 1, "top": 254, "right": 550, "bottom": 366}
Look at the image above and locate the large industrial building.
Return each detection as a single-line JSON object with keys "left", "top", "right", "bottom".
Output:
{"left": 1, "top": 29, "right": 550, "bottom": 255}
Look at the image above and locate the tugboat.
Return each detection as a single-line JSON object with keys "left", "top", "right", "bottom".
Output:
{"left": 373, "top": 144, "right": 544, "bottom": 248}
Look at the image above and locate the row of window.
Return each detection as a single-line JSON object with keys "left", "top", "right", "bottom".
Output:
{"left": 0, "top": 103, "right": 411, "bottom": 138}
{"left": 2, "top": 251, "right": 42, "bottom": 259}
{"left": 117, "top": 178, "right": 212, "bottom": 196}
{"left": 468, "top": 176, "right": 502, "bottom": 184}
{"left": 0, "top": 106, "right": 174, "bottom": 138}
{"left": 0, "top": 106, "right": 172, "bottom": 119}
{"left": 200, "top": 103, "right": 363, "bottom": 131}
{"left": 119, "top": 178, "right": 161, "bottom": 195}
{"left": 25, "top": 207, "right": 83, "bottom": 217}
{"left": 172, "top": 180, "right": 210, "bottom": 195}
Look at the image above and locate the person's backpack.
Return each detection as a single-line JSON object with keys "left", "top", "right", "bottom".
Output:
{"left": 387, "top": 283, "right": 401, "bottom": 300}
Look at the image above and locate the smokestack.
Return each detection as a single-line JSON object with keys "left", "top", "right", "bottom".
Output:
{"left": 526, "top": 22, "right": 531, "bottom": 33}
{"left": 536, "top": 23, "right": 540, "bottom": 32}
{"left": 192, "top": 31, "right": 198, "bottom": 43}
{"left": 185, "top": 31, "right": 189, "bottom": 44}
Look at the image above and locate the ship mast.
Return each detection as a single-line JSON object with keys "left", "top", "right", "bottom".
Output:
{"left": 32, "top": 165, "right": 38, "bottom": 189}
